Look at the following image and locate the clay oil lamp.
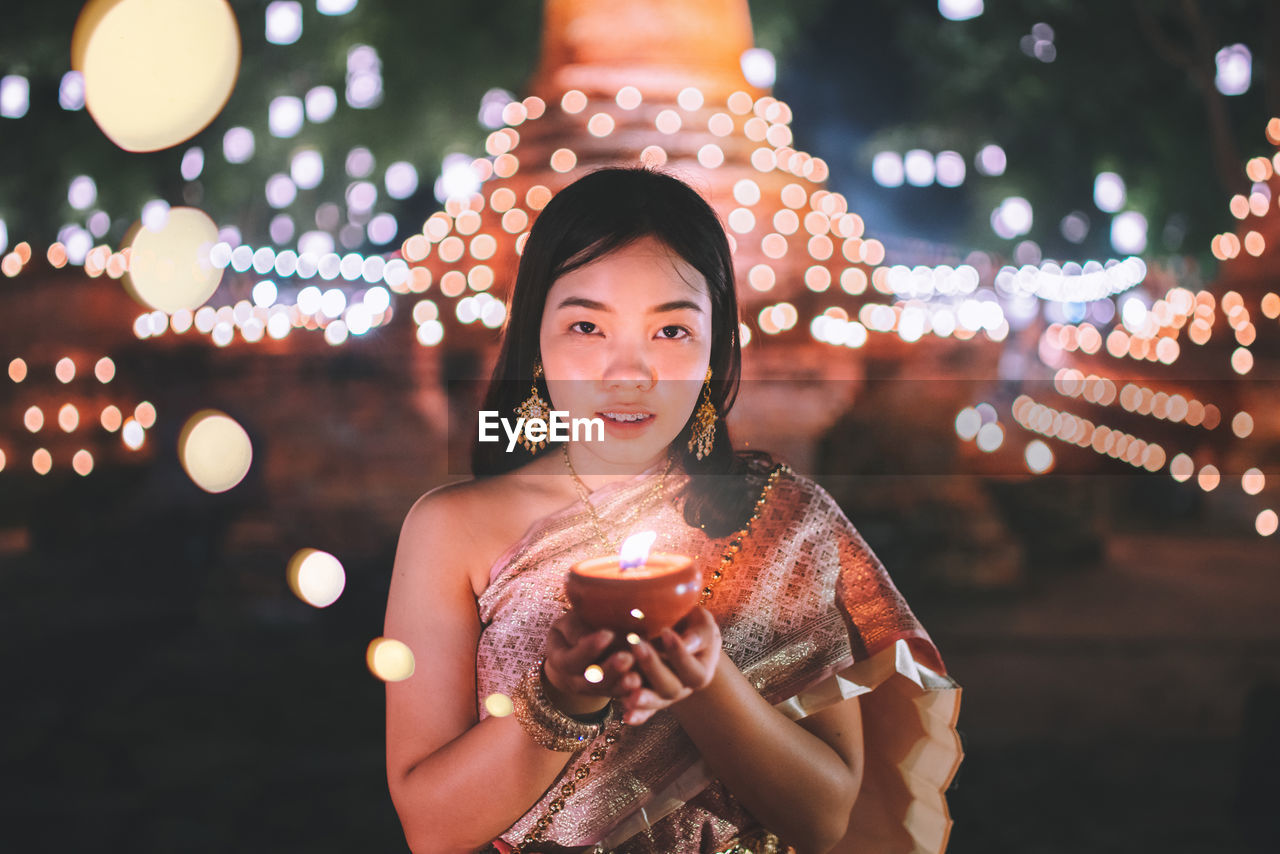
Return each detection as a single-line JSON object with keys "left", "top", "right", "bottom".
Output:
{"left": 565, "top": 531, "right": 701, "bottom": 640}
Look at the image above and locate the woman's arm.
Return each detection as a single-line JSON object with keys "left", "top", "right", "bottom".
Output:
{"left": 628, "top": 612, "right": 864, "bottom": 854}
{"left": 671, "top": 653, "right": 862, "bottom": 854}
{"left": 384, "top": 491, "right": 627, "bottom": 854}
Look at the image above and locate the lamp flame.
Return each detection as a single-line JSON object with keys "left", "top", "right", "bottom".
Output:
{"left": 619, "top": 531, "right": 657, "bottom": 570}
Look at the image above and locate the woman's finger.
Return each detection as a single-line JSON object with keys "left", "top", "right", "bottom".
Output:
{"left": 630, "top": 637, "right": 686, "bottom": 699}
{"left": 558, "top": 610, "right": 592, "bottom": 645}
{"left": 655, "top": 628, "right": 711, "bottom": 689}
{"left": 545, "top": 629, "right": 615, "bottom": 693}
{"left": 622, "top": 706, "right": 657, "bottom": 726}
{"left": 612, "top": 670, "right": 643, "bottom": 697}
{"left": 548, "top": 612, "right": 595, "bottom": 651}
{"left": 620, "top": 686, "right": 685, "bottom": 724}
{"left": 594, "top": 649, "right": 638, "bottom": 695}
{"left": 673, "top": 607, "right": 718, "bottom": 652}
{"left": 568, "top": 629, "right": 615, "bottom": 669}
{"left": 552, "top": 663, "right": 638, "bottom": 703}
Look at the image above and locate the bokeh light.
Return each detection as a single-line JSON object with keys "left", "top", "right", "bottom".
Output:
{"left": 59, "top": 71, "right": 85, "bottom": 111}
{"left": 0, "top": 75, "right": 30, "bottom": 119}
{"left": 437, "top": 153, "right": 481, "bottom": 199}
{"left": 68, "top": 175, "right": 97, "bottom": 210}
{"left": 92, "top": 357, "right": 114, "bottom": 383}
{"left": 697, "top": 144, "right": 724, "bottom": 169}
{"left": 125, "top": 207, "right": 223, "bottom": 313}
{"left": 72, "top": 450, "right": 94, "bottom": 476}
{"left": 346, "top": 146, "right": 375, "bottom": 179}
{"left": 954, "top": 407, "right": 980, "bottom": 440}
{"left": 740, "top": 48, "right": 776, "bottom": 88}
{"left": 305, "top": 85, "right": 337, "bottom": 122}
{"left": 935, "top": 151, "right": 966, "bottom": 187}
{"left": 385, "top": 162, "right": 419, "bottom": 199}
{"left": 992, "top": 197, "right": 1032, "bottom": 238}
{"left": 318, "top": 0, "right": 358, "bottom": 14}
{"left": 134, "top": 401, "right": 157, "bottom": 429}
{"left": 58, "top": 404, "right": 80, "bottom": 432}
{"left": 345, "top": 44, "right": 383, "bottom": 109}
{"left": 33, "top": 449, "right": 52, "bottom": 475}
{"left": 1215, "top": 44, "right": 1252, "bottom": 96}
{"left": 904, "top": 149, "right": 935, "bottom": 186}
{"left": 976, "top": 422, "right": 1004, "bottom": 452}
{"left": 73, "top": 0, "right": 241, "bottom": 151}
{"left": 1197, "top": 464, "right": 1220, "bottom": 492}
{"left": 484, "top": 693, "right": 514, "bottom": 717}
{"left": 1111, "top": 212, "right": 1147, "bottom": 254}
{"left": 1094, "top": 172, "right": 1126, "bottom": 213}
{"left": 939, "top": 0, "right": 984, "bottom": 21}
{"left": 367, "top": 637, "right": 415, "bottom": 682}
{"left": 24, "top": 406, "right": 44, "bottom": 433}
{"left": 179, "top": 410, "right": 253, "bottom": 493}
{"left": 1060, "top": 212, "right": 1090, "bottom": 243}
{"left": 975, "top": 144, "right": 1006, "bottom": 176}
{"left": 872, "top": 152, "right": 904, "bottom": 187}
{"left": 1169, "top": 453, "right": 1194, "bottom": 483}
{"left": 101, "top": 405, "right": 123, "bottom": 432}
{"left": 287, "top": 548, "right": 347, "bottom": 608}
{"left": 223, "top": 126, "right": 254, "bottom": 163}
{"left": 266, "top": 174, "right": 298, "bottom": 208}
{"left": 181, "top": 147, "right": 204, "bottom": 181}
{"left": 264, "top": 1, "right": 302, "bottom": 46}
{"left": 1025, "top": 440, "right": 1054, "bottom": 473}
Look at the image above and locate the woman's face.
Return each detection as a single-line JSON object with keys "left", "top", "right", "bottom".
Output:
{"left": 539, "top": 234, "right": 713, "bottom": 474}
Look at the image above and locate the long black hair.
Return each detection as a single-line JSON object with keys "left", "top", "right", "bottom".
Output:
{"left": 470, "top": 167, "right": 773, "bottom": 536}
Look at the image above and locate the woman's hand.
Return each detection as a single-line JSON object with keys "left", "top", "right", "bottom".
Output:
{"left": 543, "top": 610, "right": 643, "bottom": 717}
{"left": 619, "top": 606, "right": 722, "bottom": 725}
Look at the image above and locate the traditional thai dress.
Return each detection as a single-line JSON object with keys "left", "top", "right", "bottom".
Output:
{"left": 476, "top": 462, "right": 963, "bottom": 853}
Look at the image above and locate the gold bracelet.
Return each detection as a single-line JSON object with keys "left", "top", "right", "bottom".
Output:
{"left": 511, "top": 659, "right": 613, "bottom": 752}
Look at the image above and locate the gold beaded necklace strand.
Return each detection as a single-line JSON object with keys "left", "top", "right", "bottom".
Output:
{"left": 508, "top": 463, "right": 788, "bottom": 854}
{"left": 561, "top": 445, "right": 675, "bottom": 552}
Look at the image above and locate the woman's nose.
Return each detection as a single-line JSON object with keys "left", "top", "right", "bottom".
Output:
{"left": 601, "top": 340, "right": 656, "bottom": 390}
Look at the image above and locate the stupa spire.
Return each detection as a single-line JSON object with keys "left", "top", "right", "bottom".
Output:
{"left": 529, "top": 0, "right": 759, "bottom": 101}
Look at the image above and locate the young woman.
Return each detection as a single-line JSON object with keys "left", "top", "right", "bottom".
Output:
{"left": 383, "top": 168, "right": 961, "bottom": 854}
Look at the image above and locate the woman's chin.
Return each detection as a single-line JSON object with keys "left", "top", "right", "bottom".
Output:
{"left": 572, "top": 435, "right": 677, "bottom": 474}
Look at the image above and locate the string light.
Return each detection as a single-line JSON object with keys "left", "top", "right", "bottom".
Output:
{"left": 1012, "top": 394, "right": 1167, "bottom": 472}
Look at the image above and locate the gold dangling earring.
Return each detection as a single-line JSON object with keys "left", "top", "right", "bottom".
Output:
{"left": 688, "top": 367, "right": 716, "bottom": 460}
{"left": 515, "top": 361, "right": 551, "bottom": 452}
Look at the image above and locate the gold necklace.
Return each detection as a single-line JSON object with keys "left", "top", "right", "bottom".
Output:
{"left": 509, "top": 463, "right": 787, "bottom": 854}
{"left": 561, "top": 445, "right": 675, "bottom": 552}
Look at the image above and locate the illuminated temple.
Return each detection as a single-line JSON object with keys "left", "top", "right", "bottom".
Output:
{"left": 1, "top": 0, "right": 1276, "bottom": 571}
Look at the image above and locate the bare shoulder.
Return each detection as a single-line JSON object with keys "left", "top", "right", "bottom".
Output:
{"left": 393, "top": 480, "right": 494, "bottom": 586}
{"left": 400, "top": 478, "right": 484, "bottom": 536}
{"left": 396, "top": 454, "right": 572, "bottom": 596}
{"left": 394, "top": 481, "right": 464, "bottom": 554}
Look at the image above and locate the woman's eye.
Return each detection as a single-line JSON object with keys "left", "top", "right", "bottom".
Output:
{"left": 569, "top": 321, "right": 597, "bottom": 335}
{"left": 658, "top": 325, "right": 689, "bottom": 340}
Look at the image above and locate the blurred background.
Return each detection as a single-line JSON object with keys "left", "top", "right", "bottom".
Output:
{"left": 1, "top": 1, "right": 1277, "bottom": 851}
